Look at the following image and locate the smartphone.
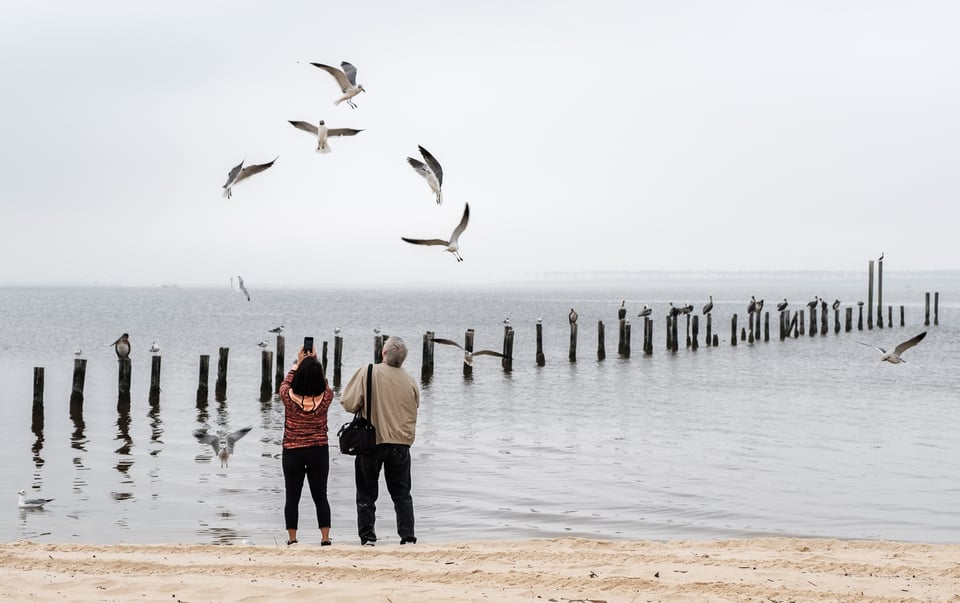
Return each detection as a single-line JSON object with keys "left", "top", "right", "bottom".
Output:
{"left": 303, "top": 336, "right": 314, "bottom": 354}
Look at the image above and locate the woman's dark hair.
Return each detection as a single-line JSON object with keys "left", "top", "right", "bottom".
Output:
{"left": 291, "top": 356, "right": 327, "bottom": 396}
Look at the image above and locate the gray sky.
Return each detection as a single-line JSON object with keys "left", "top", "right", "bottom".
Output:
{"left": 2, "top": 1, "right": 958, "bottom": 287}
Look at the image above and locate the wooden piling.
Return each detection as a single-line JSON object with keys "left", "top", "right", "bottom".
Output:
{"left": 808, "top": 308, "right": 817, "bottom": 337}
{"left": 321, "top": 340, "right": 329, "bottom": 374}
{"left": 730, "top": 314, "right": 737, "bottom": 346}
{"left": 618, "top": 318, "right": 626, "bottom": 356}
{"left": 623, "top": 321, "right": 631, "bottom": 358}
{"left": 148, "top": 356, "right": 161, "bottom": 404}
{"left": 867, "top": 260, "right": 875, "bottom": 329}
{"left": 665, "top": 316, "right": 672, "bottom": 351}
{"left": 798, "top": 310, "right": 805, "bottom": 335}
{"left": 117, "top": 357, "right": 132, "bottom": 403}
{"left": 712, "top": 333, "right": 719, "bottom": 346}
{"left": 535, "top": 323, "right": 545, "bottom": 366}
{"left": 877, "top": 257, "right": 884, "bottom": 328}
{"left": 568, "top": 321, "right": 577, "bottom": 362}
{"left": 819, "top": 306, "right": 828, "bottom": 335}
{"left": 671, "top": 316, "right": 679, "bottom": 352}
{"left": 502, "top": 326, "right": 514, "bottom": 372}
{"left": 33, "top": 367, "right": 44, "bottom": 406}
{"left": 333, "top": 335, "right": 343, "bottom": 387}
{"left": 887, "top": 305, "right": 893, "bottom": 329}
{"left": 857, "top": 304, "right": 864, "bottom": 330}
{"left": 685, "top": 314, "right": 692, "bottom": 348}
{"left": 644, "top": 317, "right": 653, "bottom": 355}
{"left": 214, "top": 347, "right": 228, "bottom": 402}
{"left": 70, "top": 358, "right": 87, "bottom": 407}
{"left": 197, "top": 354, "right": 209, "bottom": 404}
{"left": 924, "top": 292, "right": 930, "bottom": 326}
{"left": 934, "top": 291, "right": 939, "bottom": 325}
{"left": 705, "top": 313, "right": 712, "bottom": 347}
{"left": 900, "top": 305, "right": 905, "bottom": 327}
{"left": 845, "top": 307, "right": 853, "bottom": 332}
{"left": 763, "top": 312, "right": 769, "bottom": 342}
{"left": 274, "top": 335, "right": 285, "bottom": 394}
{"left": 597, "top": 320, "right": 605, "bottom": 361}
{"left": 834, "top": 308, "right": 841, "bottom": 334}
{"left": 260, "top": 350, "right": 273, "bottom": 402}
{"left": 421, "top": 331, "right": 435, "bottom": 380}
{"left": 374, "top": 334, "right": 384, "bottom": 363}
{"left": 464, "top": 328, "right": 475, "bottom": 376}
{"left": 692, "top": 315, "right": 699, "bottom": 350}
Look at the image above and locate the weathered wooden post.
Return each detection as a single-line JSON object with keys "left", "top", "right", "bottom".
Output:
{"left": 568, "top": 319, "right": 578, "bottom": 363}
{"left": 535, "top": 323, "right": 545, "bottom": 367}
{"left": 691, "top": 315, "right": 699, "bottom": 350}
{"left": 705, "top": 313, "right": 712, "bottom": 347}
{"left": 924, "top": 292, "right": 930, "bottom": 326}
{"left": 374, "top": 334, "right": 384, "bottom": 363}
{"left": 819, "top": 305, "right": 828, "bottom": 335}
{"left": 741, "top": 327, "right": 747, "bottom": 341}
{"left": 798, "top": 310, "right": 805, "bottom": 335}
{"left": 618, "top": 318, "right": 626, "bottom": 356}
{"left": 70, "top": 358, "right": 87, "bottom": 407}
{"left": 730, "top": 314, "right": 737, "bottom": 346}
{"left": 597, "top": 320, "right": 605, "bottom": 361}
{"left": 809, "top": 307, "right": 817, "bottom": 337}
{"left": 763, "top": 312, "right": 769, "bottom": 341}
{"left": 867, "top": 260, "right": 875, "bottom": 329}
{"left": 464, "top": 328, "right": 475, "bottom": 377}
{"left": 148, "top": 355, "right": 161, "bottom": 404}
{"left": 685, "top": 314, "right": 692, "bottom": 348}
{"left": 877, "top": 257, "right": 884, "bottom": 328}
{"left": 900, "top": 305, "right": 905, "bottom": 327}
{"left": 834, "top": 307, "right": 841, "bottom": 333}
{"left": 934, "top": 291, "right": 939, "bottom": 325}
{"left": 214, "top": 347, "right": 228, "bottom": 402}
{"left": 712, "top": 333, "right": 719, "bottom": 346}
{"left": 623, "top": 320, "right": 631, "bottom": 358}
{"left": 274, "top": 335, "right": 285, "bottom": 394}
{"left": 644, "top": 317, "right": 653, "bottom": 355}
{"left": 857, "top": 303, "right": 864, "bottom": 330}
{"left": 845, "top": 307, "right": 853, "bottom": 332}
{"left": 33, "top": 366, "right": 44, "bottom": 407}
{"left": 671, "top": 316, "right": 679, "bottom": 352}
{"left": 260, "top": 350, "right": 273, "bottom": 402}
{"left": 421, "top": 330, "right": 435, "bottom": 381}
{"left": 665, "top": 316, "right": 672, "bottom": 350}
{"left": 501, "top": 326, "right": 514, "bottom": 372}
{"left": 333, "top": 335, "right": 343, "bottom": 387}
{"left": 321, "top": 341, "right": 329, "bottom": 373}
{"left": 791, "top": 312, "right": 799, "bottom": 338}
{"left": 197, "top": 354, "right": 210, "bottom": 404}
{"left": 118, "top": 358, "right": 132, "bottom": 403}
{"left": 887, "top": 306, "right": 893, "bottom": 329}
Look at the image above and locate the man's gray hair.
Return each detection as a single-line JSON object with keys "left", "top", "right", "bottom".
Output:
{"left": 381, "top": 336, "right": 408, "bottom": 367}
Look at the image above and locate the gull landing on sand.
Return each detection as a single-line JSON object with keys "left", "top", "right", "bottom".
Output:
{"left": 430, "top": 337, "right": 507, "bottom": 367}
{"left": 401, "top": 203, "right": 469, "bottom": 262}
{"left": 289, "top": 120, "right": 362, "bottom": 153}
{"left": 222, "top": 157, "right": 277, "bottom": 199}
{"left": 311, "top": 61, "right": 365, "bottom": 108}
{"left": 193, "top": 426, "right": 253, "bottom": 468}
{"left": 406, "top": 145, "right": 443, "bottom": 205}
{"left": 18, "top": 489, "right": 54, "bottom": 509}
{"left": 858, "top": 331, "right": 927, "bottom": 364}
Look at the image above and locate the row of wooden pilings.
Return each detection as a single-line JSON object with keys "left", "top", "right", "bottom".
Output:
{"left": 30, "top": 290, "right": 942, "bottom": 408}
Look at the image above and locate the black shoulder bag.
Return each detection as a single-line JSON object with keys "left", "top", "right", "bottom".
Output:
{"left": 337, "top": 364, "right": 377, "bottom": 455}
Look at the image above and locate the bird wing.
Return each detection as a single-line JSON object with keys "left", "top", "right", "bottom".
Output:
{"left": 449, "top": 203, "right": 470, "bottom": 243}
{"left": 340, "top": 61, "right": 358, "bottom": 86}
{"left": 193, "top": 430, "right": 219, "bottom": 453}
{"left": 326, "top": 128, "right": 362, "bottom": 137}
{"left": 311, "top": 63, "right": 351, "bottom": 91}
{"left": 856, "top": 341, "right": 886, "bottom": 354}
{"left": 223, "top": 160, "right": 244, "bottom": 187}
{"left": 430, "top": 337, "right": 465, "bottom": 351}
{"left": 289, "top": 120, "right": 319, "bottom": 135}
{"left": 473, "top": 349, "right": 506, "bottom": 358}
{"left": 417, "top": 146, "right": 443, "bottom": 186}
{"left": 402, "top": 237, "right": 449, "bottom": 247}
{"left": 407, "top": 157, "right": 430, "bottom": 178}
{"left": 236, "top": 157, "right": 277, "bottom": 184}
{"left": 893, "top": 331, "right": 926, "bottom": 356}
{"left": 239, "top": 284, "right": 250, "bottom": 301}
{"left": 225, "top": 426, "right": 253, "bottom": 452}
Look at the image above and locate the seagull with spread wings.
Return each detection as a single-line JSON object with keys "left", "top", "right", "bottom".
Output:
{"left": 407, "top": 145, "right": 444, "bottom": 205}
{"left": 237, "top": 275, "right": 251, "bottom": 302}
{"left": 193, "top": 426, "right": 253, "bottom": 468}
{"left": 857, "top": 331, "right": 927, "bottom": 364}
{"left": 222, "top": 157, "right": 277, "bottom": 199}
{"left": 430, "top": 337, "right": 506, "bottom": 367}
{"left": 311, "top": 61, "right": 365, "bottom": 108}
{"left": 401, "top": 203, "right": 470, "bottom": 262}
{"left": 289, "top": 120, "right": 362, "bottom": 153}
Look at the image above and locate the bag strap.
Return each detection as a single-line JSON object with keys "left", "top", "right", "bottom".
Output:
{"left": 364, "top": 363, "right": 373, "bottom": 420}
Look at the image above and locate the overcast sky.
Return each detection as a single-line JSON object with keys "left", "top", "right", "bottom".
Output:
{"left": 1, "top": 1, "right": 957, "bottom": 287}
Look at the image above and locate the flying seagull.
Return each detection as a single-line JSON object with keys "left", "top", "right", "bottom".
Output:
{"left": 111, "top": 333, "right": 130, "bottom": 359}
{"left": 289, "top": 120, "right": 362, "bottom": 153}
{"left": 222, "top": 157, "right": 277, "bottom": 199}
{"left": 406, "top": 145, "right": 444, "bottom": 205}
{"left": 401, "top": 202, "right": 470, "bottom": 262}
{"left": 430, "top": 337, "right": 506, "bottom": 367}
{"left": 311, "top": 61, "right": 365, "bottom": 108}
{"left": 237, "top": 275, "right": 251, "bottom": 301}
{"left": 857, "top": 331, "right": 927, "bottom": 364}
{"left": 18, "top": 489, "right": 54, "bottom": 509}
{"left": 193, "top": 426, "right": 253, "bottom": 468}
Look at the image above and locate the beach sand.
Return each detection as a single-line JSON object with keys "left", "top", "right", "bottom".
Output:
{"left": 1, "top": 537, "right": 958, "bottom": 602}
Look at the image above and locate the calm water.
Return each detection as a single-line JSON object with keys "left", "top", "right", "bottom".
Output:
{"left": 1, "top": 273, "right": 958, "bottom": 545}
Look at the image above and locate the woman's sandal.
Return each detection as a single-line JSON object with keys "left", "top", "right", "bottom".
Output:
{"left": 321, "top": 539, "right": 332, "bottom": 546}
{"left": 286, "top": 539, "right": 298, "bottom": 546}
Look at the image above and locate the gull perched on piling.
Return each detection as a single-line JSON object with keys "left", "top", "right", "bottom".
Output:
{"left": 269, "top": 325, "right": 284, "bottom": 334}
{"left": 288, "top": 120, "right": 362, "bottom": 153}
{"left": 858, "top": 331, "right": 927, "bottom": 364}
{"left": 401, "top": 203, "right": 470, "bottom": 262}
{"left": 407, "top": 145, "right": 444, "bottom": 205}
{"left": 18, "top": 489, "right": 54, "bottom": 509}
{"left": 312, "top": 61, "right": 365, "bottom": 108}
{"left": 430, "top": 337, "right": 506, "bottom": 367}
{"left": 149, "top": 341, "right": 160, "bottom": 353}
{"left": 222, "top": 157, "right": 277, "bottom": 199}
{"left": 193, "top": 426, "right": 253, "bottom": 468}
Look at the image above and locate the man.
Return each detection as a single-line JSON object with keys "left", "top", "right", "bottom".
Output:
{"left": 341, "top": 336, "right": 420, "bottom": 545}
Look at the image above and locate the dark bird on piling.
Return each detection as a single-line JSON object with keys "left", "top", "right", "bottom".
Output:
{"left": 193, "top": 426, "right": 253, "bottom": 468}
{"left": 110, "top": 333, "right": 131, "bottom": 359}
{"left": 702, "top": 295, "right": 713, "bottom": 315}
{"left": 618, "top": 300, "right": 627, "bottom": 320}
{"left": 776, "top": 298, "right": 788, "bottom": 312}
{"left": 857, "top": 300, "right": 864, "bottom": 307}
{"left": 680, "top": 303, "right": 694, "bottom": 315}
{"left": 430, "top": 337, "right": 507, "bottom": 367}
{"left": 401, "top": 203, "right": 470, "bottom": 262}
{"left": 407, "top": 145, "right": 444, "bottom": 205}
{"left": 807, "top": 297, "right": 819, "bottom": 309}
{"left": 237, "top": 275, "right": 251, "bottom": 301}
{"left": 820, "top": 298, "right": 827, "bottom": 313}
{"left": 222, "top": 157, "right": 277, "bottom": 199}
{"left": 878, "top": 251, "right": 884, "bottom": 262}
{"left": 569, "top": 308, "right": 579, "bottom": 324}
{"left": 637, "top": 305, "right": 652, "bottom": 317}
{"left": 668, "top": 303, "right": 681, "bottom": 318}
{"left": 832, "top": 299, "right": 841, "bottom": 311}
{"left": 747, "top": 296, "right": 757, "bottom": 314}
{"left": 857, "top": 331, "right": 926, "bottom": 364}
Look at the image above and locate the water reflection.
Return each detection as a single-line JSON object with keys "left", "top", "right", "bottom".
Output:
{"left": 30, "top": 400, "right": 44, "bottom": 469}
{"left": 115, "top": 398, "right": 134, "bottom": 487}
{"left": 147, "top": 398, "right": 163, "bottom": 457}
{"left": 70, "top": 400, "right": 86, "bottom": 451}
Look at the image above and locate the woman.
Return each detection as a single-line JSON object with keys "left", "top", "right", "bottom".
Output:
{"left": 279, "top": 346, "right": 334, "bottom": 546}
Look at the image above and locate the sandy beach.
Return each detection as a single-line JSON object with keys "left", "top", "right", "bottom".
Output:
{"left": 1, "top": 537, "right": 958, "bottom": 602}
